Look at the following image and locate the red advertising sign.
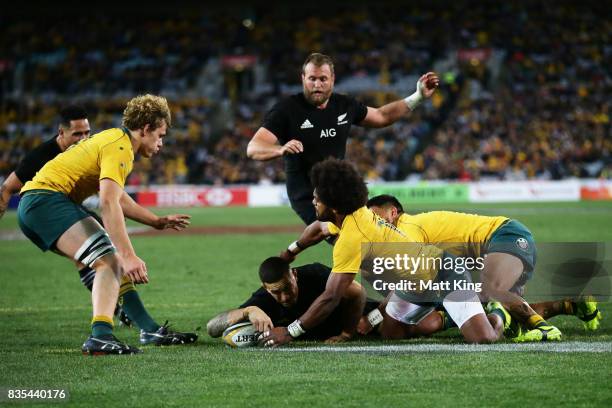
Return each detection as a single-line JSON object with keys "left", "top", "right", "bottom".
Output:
{"left": 136, "top": 187, "right": 248, "bottom": 207}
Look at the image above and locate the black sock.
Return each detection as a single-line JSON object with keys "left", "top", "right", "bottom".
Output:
{"left": 78, "top": 266, "right": 95, "bottom": 291}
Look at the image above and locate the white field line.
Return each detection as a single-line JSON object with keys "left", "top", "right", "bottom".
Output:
{"left": 244, "top": 341, "right": 611, "bottom": 353}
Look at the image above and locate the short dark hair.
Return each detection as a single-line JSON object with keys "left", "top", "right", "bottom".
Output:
{"left": 310, "top": 158, "right": 368, "bottom": 215}
{"left": 302, "top": 52, "right": 335, "bottom": 76}
{"left": 366, "top": 194, "right": 404, "bottom": 214}
{"left": 59, "top": 105, "right": 88, "bottom": 128}
{"left": 259, "top": 257, "right": 290, "bottom": 284}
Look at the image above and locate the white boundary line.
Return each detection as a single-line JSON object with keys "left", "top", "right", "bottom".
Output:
{"left": 244, "top": 341, "right": 611, "bottom": 353}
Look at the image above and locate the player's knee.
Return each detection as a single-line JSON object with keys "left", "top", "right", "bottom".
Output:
{"left": 463, "top": 327, "right": 499, "bottom": 344}
{"left": 413, "top": 313, "right": 442, "bottom": 336}
{"left": 481, "top": 279, "right": 505, "bottom": 299}
{"left": 464, "top": 328, "right": 498, "bottom": 344}
{"left": 91, "top": 252, "right": 120, "bottom": 275}
{"left": 461, "top": 314, "right": 500, "bottom": 344}
{"left": 75, "top": 230, "right": 116, "bottom": 269}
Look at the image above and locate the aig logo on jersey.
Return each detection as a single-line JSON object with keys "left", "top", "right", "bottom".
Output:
{"left": 320, "top": 128, "right": 336, "bottom": 138}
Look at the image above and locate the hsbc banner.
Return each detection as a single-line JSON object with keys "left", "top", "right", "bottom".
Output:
{"left": 135, "top": 187, "right": 248, "bottom": 207}
{"left": 469, "top": 180, "right": 580, "bottom": 203}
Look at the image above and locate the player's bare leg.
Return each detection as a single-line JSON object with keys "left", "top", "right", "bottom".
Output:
{"left": 55, "top": 217, "right": 140, "bottom": 354}
{"left": 56, "top": 217, "right": 121, "bottom": 319}
{"left": 460, "top": 313, "right": 502, "bottom": 344}
{"left": 481, "top": 253, "right": 535, "bottom": 321}
{"left": 379, "top": 310, "right": 443, "bottom": 339}
{"left": 482, "top": 253, "right": 561, "bottom": 341}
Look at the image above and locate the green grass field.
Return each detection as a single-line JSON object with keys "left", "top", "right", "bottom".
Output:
{"left": 1, "top": 202, "right": 611, "bottom": 407}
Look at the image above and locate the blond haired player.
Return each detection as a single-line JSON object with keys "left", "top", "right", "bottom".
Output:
{"left": 18, "top": 95, "right": 193, "bottom": 355}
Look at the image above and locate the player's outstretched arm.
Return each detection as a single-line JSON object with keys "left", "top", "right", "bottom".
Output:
{"left": 0, "top": 172, "right": 23, "bottom": 219}
{"left": 260, "top": 272, "right": 355, "bottom": 347}
{"left": 119, "top": 191, "right": 190, "bottom": 230}
{"left": 100, "top": 179, "right": 148, "bottom": 283}
{"left": 360, "top": 72, "right": 439, "bottom": 128}
{"left": 247, "top": 127, "right": 303, "bottom": 161}
{"left": 301, "top": 272, "right": 357, "bottom": 331}
{"left": 280, "top": 221, "right": 332, "bottom": 262}
{"left": 326, "top": 280, "right": 367, "bottom": 343}
{"left": 206, "top": 306, "right": 273, "bottom": 337}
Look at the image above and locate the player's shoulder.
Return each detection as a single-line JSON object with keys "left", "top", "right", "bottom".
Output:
{"left": 295, "top": 263, "right": 331, "bottom": 278}
{"left": 27, "top": 137, "right": 60, "bottom": 157}
{"left": 89, "top": 128, "right": 130, "bottom": 149}
{"left": 271, "top": 93, "right": 304, "bottom": 110}
{"left": 330, "top": 92, "right": 361, "bottom": 107}
{"left": 330, "top": 92, "right": 354, "bottom": 103}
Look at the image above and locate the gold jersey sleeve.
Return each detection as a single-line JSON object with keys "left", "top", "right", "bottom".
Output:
{"left": 327, "top": 221, "right": 340, "bottom": 235}
{"left": 21, "top": 128, "right": 134, "bottom": 203}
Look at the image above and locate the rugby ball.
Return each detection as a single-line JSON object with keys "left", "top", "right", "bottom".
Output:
{"left": 222, "top": 322, "right": 260, "bottom": 348}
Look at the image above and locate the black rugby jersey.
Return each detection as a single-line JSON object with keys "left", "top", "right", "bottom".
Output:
{"left": 14, "top": 136, "right": 61, "bottom": 183}
{"left": 239, "top": 262, "right": 378, "bottom": 340}
{"left": 261, "top": 93, "right": 367, "bottom": 199}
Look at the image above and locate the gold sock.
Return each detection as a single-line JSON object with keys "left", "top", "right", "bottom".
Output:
{"left": 562, "top": 300, "right": 575, "bottom": 315}
{"left": 119, "top": 275, "right": 136, "bottom": 298}
{"left": 527, "top": 314, "right": 546, "bottom": 329}
{"left": 91, "top": 315, "right": 114, "bottom": 326}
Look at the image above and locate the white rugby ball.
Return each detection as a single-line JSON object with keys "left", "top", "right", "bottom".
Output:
{"left": 222, "top": 322, "right": 260, "bottom": 348}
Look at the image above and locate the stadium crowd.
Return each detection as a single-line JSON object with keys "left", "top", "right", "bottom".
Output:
{"left": 1, "top": 1, "right": 610, "bottom": 185}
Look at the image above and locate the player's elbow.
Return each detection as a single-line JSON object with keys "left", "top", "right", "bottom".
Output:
{"left": 246, "top": 142, "right": 255, "bottom": 159}
{"left": 246, "top": 141, "right": 260, "bottom": 160}
{"left": 99, "top": 196, "right": 120, "bottom": 214}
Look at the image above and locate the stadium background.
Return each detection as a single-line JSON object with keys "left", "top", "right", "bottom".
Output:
{"left": 1, "top": 1, "right": 611, "bottom": 407}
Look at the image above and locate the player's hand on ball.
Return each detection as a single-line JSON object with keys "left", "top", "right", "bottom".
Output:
{"left": 155, "top": 214, "right": 191, "bottom": 230}
{"left": 259, "top": 327, "right": 292, "bottom": 348}
{"left": 279, "top": 249, "right": 296, "bottom": 263}
{"left": 119, "top": 253, "right": 149, "bottom": 284}
{"left": 247, "top": 307, "right": 274, "bottom": 332}
{"left": 279, "top": 139, "right": 303, "bottom": 156}
{"left": 418, "top": 72, "right": 439, "bottom": 98}
{"left": 324, "top": 332, "right": 352, "bottom": 344}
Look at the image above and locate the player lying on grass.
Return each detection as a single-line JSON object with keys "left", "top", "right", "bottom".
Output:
{"left": 1, "top": 106, "right": 194, "bottom": 344}
{"left": 364, "top": 194, "right": 601, "bottom": 340}
{"left": 207, "top": 256, "right": 376, "bottom": 343}
{"left": 261, "top": 158, "right": 507, "bottom": 347}
{"left": 358, "top": 293, "right": 601, "bottom": 340}
{"left": 17, "top": 95, "right": 196, "bottom": 355}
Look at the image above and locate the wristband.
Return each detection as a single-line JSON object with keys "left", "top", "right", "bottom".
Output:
{"left": 288, "top": 241, "right": 303, "bottom": 255}
{"left": 287, "top": 320, "right": 306, "bottom": 338}
{"left": 404, "top": 78, "right": 425, "bottom": 110}
{"left": 403, "top": 90, "right": 423, "bottom": 110}
{"left": 367, "top": 309, "right": 384, "bottom": 327}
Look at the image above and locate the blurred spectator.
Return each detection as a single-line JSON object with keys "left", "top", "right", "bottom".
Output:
{"left": 1, "top": 1, "right": 609, "bottom": 185}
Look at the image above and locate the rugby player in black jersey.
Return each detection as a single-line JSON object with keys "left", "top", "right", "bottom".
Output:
{"left": 206, "top": 256, "right": 377, "bottom": 343}
{"left": 0, "top": 106, "right": 91, "bottom": 219}
{"left": 247, "top": 52, "right": 439, "bottom": 224}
